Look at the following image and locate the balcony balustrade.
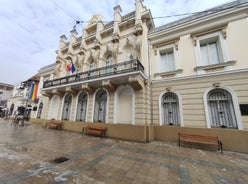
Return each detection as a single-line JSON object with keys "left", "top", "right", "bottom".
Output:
{"left": 43, "top": 59, "right": 144, "bottom": 89}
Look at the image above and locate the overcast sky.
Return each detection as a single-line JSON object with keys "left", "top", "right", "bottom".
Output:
{"left": 0, "top": 0, "right": 232, "bottom": 85}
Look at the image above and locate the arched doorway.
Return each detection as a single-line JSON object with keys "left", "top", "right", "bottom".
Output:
{"left": 76, "top": 92, "right": 88, "bottom": 121}
{"left": 94, "top": 89, "right": 107, "bottom": 123}
{"left": 161, "top": 92, "right": 180, "bottom": 126}
{"left": 62, "top": 94, "right": 72, "bottom": 120}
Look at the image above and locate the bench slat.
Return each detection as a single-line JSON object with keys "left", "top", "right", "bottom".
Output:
{"left": 179, "top": 133, "right": 218, "bottom": 140}
{"left": 180, "top": 139, "right": 219, "bottom": 146}
{"left": 47, "top": 120, "right": 63, "bottom": 130}
{"left": 83, "top": 125, "right": 107, "bottom": 137}
{"left": 178, "top": 132, "right": 223, "bottom": 154}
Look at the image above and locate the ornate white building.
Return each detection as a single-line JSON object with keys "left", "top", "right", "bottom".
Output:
{"left": 35, "top": 0, "right": 248, "bottom": 153}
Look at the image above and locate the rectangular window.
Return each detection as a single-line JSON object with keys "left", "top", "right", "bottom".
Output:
{"left": 196, "top": 31, "right": 226, "bottom": 68}
{"left": 160, "top": 50, "right": 175, "bottom": 72}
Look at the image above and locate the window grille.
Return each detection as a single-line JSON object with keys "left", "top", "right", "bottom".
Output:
{"left": 207, "top": 89, "right": 237, "bottom": 128}
{"left": 76, "top": 92, "right": 87, "bottom": 121}
{"left": 162, "top": 92, "right": 180, "bottom": 125}
{"left": 94, "top": 89, "right": 107, "bottom": 123}
{"left": 62, "top": 94, "right": 72, "bottom": 120}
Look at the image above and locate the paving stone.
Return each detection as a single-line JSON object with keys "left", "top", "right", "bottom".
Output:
{"left": 0, "top": 119, "right": 247, "bottom": 184}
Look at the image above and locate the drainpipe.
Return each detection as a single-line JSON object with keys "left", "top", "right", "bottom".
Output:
{"left": 148, "top": 39, "right": 153, "bottom": 125}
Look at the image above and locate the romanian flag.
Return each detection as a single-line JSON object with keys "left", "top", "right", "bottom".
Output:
{"left": 67, "top": 62, "right": 76, "bottom": 73}
{"left": 29, "top": 83, "right": 38, "bottom": 100}
{"left": 66, "top": 64, "right": 71, "bottom": 72}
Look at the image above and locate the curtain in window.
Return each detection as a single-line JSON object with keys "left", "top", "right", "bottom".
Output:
{"left": 207, "top": 89, "right": 237, "bottom": 128}
{"left": 160, "top": 51, "right": 175, "bottom": 72}
{"left": 201, "top": 42, "right": 219, "bottom": 65}
{"left": 160, "top": 54, "right": 167, "bottom": 72}
{"left": 62, "top": 94, "right": 72, "bottom": 120}
{"left": 76, "top": 92, "right": 87, "bottom": 121}
{"left": 162, "top": 92, "right": 180, "bottom": 125}
{"left": 209, "top": 42, "right": 219, "bottom": 65}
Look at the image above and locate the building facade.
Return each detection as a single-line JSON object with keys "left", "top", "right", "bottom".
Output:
{"left": 7, "top": 75, "right": 40, "bottom": 118}
{"left": 0, "top": 82, "right": 14, "bottom": 116}
{"left": 37, "top": 0, "right": 248, "bottom": 153}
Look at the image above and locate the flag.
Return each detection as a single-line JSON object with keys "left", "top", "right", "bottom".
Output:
{"left": 28, "top": 83, "right": 34, "bottom": 100}
{"left": 66, "top": 64, "right": 71, "bottom": 72}
{"left": 28, "top": 83, "right": 38, "bottom": 100}
{"left": 32, "top": 83, "right": 38, "bottom": 100}
{"left": 71, "top": 62, "right": 76, "bottom": 73}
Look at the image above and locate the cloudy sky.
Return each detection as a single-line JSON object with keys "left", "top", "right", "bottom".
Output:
{"left": 0, "top": 0, "right": 232, "bottom": 85}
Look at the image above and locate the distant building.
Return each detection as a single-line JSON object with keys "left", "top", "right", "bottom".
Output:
{"left": 0, "top": 82, "right": 14, "bottom": 109}
{"left": 7, "top": 74, "right": 40, "bottom": 117}
{"left": 36, "top": 0, "right": 248, "bottom": 153}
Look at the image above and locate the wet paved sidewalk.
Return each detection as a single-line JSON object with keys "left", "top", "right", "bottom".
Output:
{"left": 0, "top": 119, "right": 247, "bottom": 184}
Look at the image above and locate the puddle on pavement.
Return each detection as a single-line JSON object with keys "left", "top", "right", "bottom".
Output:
{"left": 52, "top": 157, "right": 69, "bottom": 164}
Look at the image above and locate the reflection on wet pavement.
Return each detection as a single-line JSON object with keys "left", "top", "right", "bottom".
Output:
{"left": 0, "top": 119, "right": 248, "bottom": 184}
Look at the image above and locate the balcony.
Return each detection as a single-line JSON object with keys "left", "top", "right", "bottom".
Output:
{"left": 42, "top": 59, "right": 145, "bottom": 95}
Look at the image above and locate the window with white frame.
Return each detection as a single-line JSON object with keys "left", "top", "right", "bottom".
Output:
{"left": 200, "top": 38, "right": 223, "bottom": 65}
{"left": 62, "top": 94, "right": 72, "bottom": 121}
{"left": 161, "top": 92, "right": 180, "bottom": 126}
{"left": 160, "top": 49, "right": 175, "bottom": 72}
{"left": 76, "top": 92, "right": 88, "bottom": 121}
{"left": 158, "top": 46, "right": 176, "bottom": 73}
{"left": 196, "top": 31, "right": 229, "bottom": 67}
{"left": 207, "top": 88, "right": 237, "bottom": 129}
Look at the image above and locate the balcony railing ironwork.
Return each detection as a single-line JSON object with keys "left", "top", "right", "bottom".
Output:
{"left": 43, "top": 59, "right": 144, "bottom": 89}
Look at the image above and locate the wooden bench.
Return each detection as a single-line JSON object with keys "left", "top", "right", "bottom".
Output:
{"left": 47, "top": 120, "right": 63, "bottom": 130}
{"left": 82, "top": 125, "right": 107, "bottom": 137}
{"left": 178, "top": 132, "right": 223, "bottom": 154}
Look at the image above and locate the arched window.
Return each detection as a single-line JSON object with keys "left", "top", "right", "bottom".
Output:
{"left": 10, "top": 104, "right": 14, "bottom": 115}
{"left": 161, "top": 92, "right": 180, "bottom": 126}
{"left": 76, "top": 92, "right": 88, "bottom": 121}
{"left": 94, "top": 89, "right": 107, "bottom": 123}
{"left": 106, "top": 55, "right": 112, "bottom": 74}
{"left": 37, "top": 102, "right": 43, "bottom": 119}
{"left": 207, "top": 88, "right": 237, "bottom": 128}
{"left": 62, "top": 94, "right": 72, "bottom": 120}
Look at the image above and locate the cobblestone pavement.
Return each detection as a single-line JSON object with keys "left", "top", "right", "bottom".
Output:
{"left": 0, "top": 119, "right": 247, "bottom": 184}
